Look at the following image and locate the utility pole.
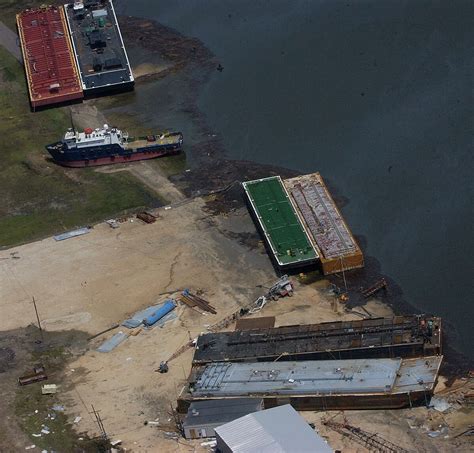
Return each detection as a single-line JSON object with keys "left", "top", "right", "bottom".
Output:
{"left": 91, "top": 405, "right": 108, "bottom": 442}
{"left": 32, "top": 297, "right": 43, "bottom": 342}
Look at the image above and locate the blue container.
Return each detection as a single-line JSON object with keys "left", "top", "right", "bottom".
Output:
{"left": 143, "top": 300, "right": 176, "bottom": 327}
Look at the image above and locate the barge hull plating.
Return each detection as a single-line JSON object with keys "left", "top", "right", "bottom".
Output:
{"left": 16, "top": 6, "right": 83, "bottom": 108}
{"left": 193, "top": 316, "right": 442, "bottom": 364}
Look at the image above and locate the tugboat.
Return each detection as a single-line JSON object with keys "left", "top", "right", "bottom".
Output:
{"left": 46, "top": 124, "right": 183, "bottom": 167}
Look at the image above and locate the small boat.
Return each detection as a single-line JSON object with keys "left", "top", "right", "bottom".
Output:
{"left": 46, "top": 124, "right": 183, "bottom": 167}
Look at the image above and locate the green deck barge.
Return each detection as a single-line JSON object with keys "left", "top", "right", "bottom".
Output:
{"left": 243, "top": 176, "right": 318, "bottom": 267}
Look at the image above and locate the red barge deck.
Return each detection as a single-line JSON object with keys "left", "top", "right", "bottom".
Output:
{"left": 16, "top": 6, "right": 83, "bottom": 109}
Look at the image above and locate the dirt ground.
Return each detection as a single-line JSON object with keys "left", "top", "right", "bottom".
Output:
{"left": 1, "top": 198, "right": 472, "bottom": 452}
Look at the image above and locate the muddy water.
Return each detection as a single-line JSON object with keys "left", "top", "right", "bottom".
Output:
{"left": 115, "top": 0, "right": 474, "bottom": 359}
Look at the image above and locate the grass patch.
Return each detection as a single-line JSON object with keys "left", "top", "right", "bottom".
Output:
{"left": 0, "top": 45, "right": 162, "bottom": 248}
{"left": 0, "top": 0, "right": 61, "bottom": 29}
{"left": 14, "top": 345, "right": 110, "bottom": 452}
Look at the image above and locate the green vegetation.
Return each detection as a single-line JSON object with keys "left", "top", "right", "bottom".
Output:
{"left": 0, "top": 45, "right": 162, "bottom": 247}
{"left": 15, "top": 345, "right": 109, "bottom": 452}
{"left": 0, "top": 0, "right": 47, "bottom": 28}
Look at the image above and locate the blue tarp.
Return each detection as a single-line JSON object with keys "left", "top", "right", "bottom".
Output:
{"left": 122, "top": 300, "right": 176, "bottom": 329}
{"left": 54, "top": 227, "right": 90, "bottom": 241}
{"left": 97, "top": 331, "right": 128, "bottom": 353}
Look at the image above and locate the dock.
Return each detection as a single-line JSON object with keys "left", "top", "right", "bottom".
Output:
{"left": 16, "top": 6, "right": 83, "bottom": 108}
{"left": 242, "top": 176, "right": 318, "bottom": 268}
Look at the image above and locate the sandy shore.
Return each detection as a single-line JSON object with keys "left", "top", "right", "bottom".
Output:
{"left": 1, "top": 198, "right": 472, "bottom": 452}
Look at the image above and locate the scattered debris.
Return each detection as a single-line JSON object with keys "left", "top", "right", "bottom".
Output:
{"left": 106, "top": 219, "right": 120, "bottom": 229}
{"left": 361, "top": 278, "right": 387, "bottom": 298}
{"left": 427, "top": 426, "right": 449, "bottom": 438}
{"left": 147, "top": 421, "right": 160, "bottom": 426}
{"left": 74, "top": 416, "right": 82, "bottom": 424}
{"left": 51, "top": 404, "right": 64, "bottom": 412}
{"left": 266, "top": 275, "right": 293, "bottom": 300}
{"left": 110, "top": 439, "right": 122, "bottom": 446}
{"left": 122, "top": 300, "right": 176, "bottom": 329}
{"left": 143, "top": 300, "right": 176, "bottom": 327}
{"left": 41, "top": 384, "right": 58, "bottom": 395}
{"left": 87, "top": 324, "right": 120, "bottom": 342}
{"left": 53, "top": 227, "right": 91, "bottom": 241}
{"left": 158, "top": 361, "right": 169, "bottom": 373}
{"left": 19, "top": 366, "right": 47, "bottom": 386}
{"left": 323, "top": 419, "right": 411, "bottom": 453}
{"left": 40, "top": 427, "right": 50, "bottom": 435}
{"left": 97, "top": 331, "right": 128, "bottom": 353}
{"left": 454, "top": 426, "right": 474, "bottom": 438}
{"left": 136, "top": 211, "right": 157, "bottom": 224}
{"left": 249, "top": 296, "right": 267, "bottom": 314}
{"left": 180, "top": 290, "right": 217, "bottom": 314}
{"left": 429, "top": 396, "right": 452, "bottom": 413}
{"left": 25, "top": 445, "right": 36, "bottom": 450}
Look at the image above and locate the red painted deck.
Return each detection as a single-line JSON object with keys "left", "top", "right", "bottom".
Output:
{"left": 16, "top": 6, "right": 83, "bottom": 108}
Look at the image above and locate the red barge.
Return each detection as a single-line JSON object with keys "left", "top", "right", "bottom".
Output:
{"left": 16, "top": 6, "right": 83, "bottom": 109}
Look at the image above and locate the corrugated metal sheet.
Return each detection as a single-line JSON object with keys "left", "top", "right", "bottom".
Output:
{"left": 97, "top": 331, "right": 127, "bottom": 353}
{"left": 53, "top": 227, "right": 90, "bottom": 241}
{"left": 215, "top": 404, "right": 332, "bottom": 453}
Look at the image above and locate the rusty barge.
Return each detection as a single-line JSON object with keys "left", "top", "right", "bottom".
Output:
{"left": 16, "top": 6, "right": 84, "bottom": 109}
{"left": 193, "top": 316, "right": 442, "bottom": 365}
{"left": 284, "top": 172, "right": 364, "bottom": 275}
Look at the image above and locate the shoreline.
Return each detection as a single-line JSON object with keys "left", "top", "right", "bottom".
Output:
{"left": 118, "top": 15, "right": 473, "bottom": 375}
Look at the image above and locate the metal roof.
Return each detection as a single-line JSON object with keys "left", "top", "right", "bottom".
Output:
{"left": 183, "top": 398, "right": 263, "bottom": 429}
{"left": 215, "top": 404, "right": 332, "bottom": 453}
{"left": 191, "top": 357, "right": 441, "bottom": 397}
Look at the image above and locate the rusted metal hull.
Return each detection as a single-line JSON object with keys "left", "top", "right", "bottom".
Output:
{"left": 18, "top": 372, "right": 47, "bottom": 386}
{"left": 16, "top": 6, "right": 83, "bottom": 109}
{"left": 193, "top": 316, "right": 442, "bottom": 365}
{"left": 177, "top": 390, "right": 432, "bottom": 414}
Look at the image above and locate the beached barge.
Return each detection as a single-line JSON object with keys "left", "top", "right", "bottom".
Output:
{"left": 284, "top": 172, "right": 364, "bottom": 274}
{"left": 177, "top": 356, "right": 442, "bottom": 413}
{"left": 16, "top": 6, "right": 84, "bottom": 109}
{"left": 193, "top": 316, "right": 442, "bottom": 364}
{"left": 242, "top": 176, "right": 318, "bottom": 268}
{"left": 64, "top": 0, "right": 134, "bottom": 94}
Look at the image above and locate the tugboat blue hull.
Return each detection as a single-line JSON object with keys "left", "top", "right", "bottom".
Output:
{"left": 46, "top": 136, "right": 182, "bottom": 167}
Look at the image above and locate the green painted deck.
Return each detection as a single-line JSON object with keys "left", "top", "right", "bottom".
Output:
{"left": 243, "top": 177, "right": 317, "bottom": 266}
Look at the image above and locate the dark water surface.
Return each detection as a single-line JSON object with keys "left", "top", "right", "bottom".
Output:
{"left": 116, "top": 0, "right": 473, "bottom": 358}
